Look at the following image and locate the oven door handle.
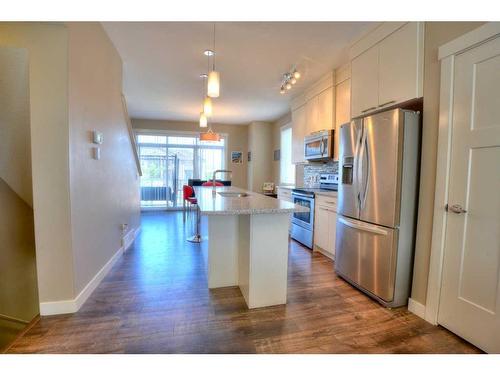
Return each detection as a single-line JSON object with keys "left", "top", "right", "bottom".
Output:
{"left": 292, "top": 192, "right": 314, "bottom": 199}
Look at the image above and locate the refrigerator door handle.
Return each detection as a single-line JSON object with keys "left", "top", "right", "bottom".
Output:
{"left": 361, "top": 133, "right": 370, "bottom": 209}
{"left": 355, "top": 122, "right": 363, "bottom": 213}
{"left": 338, "top": 217, "right": 389, "bottom": 236}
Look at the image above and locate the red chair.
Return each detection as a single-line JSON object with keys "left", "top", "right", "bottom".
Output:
{"left": 202, "top": 181, "right": 224, "bottom": 187}
{"left": 182, "top": 185, "right": 197, "bottom": 222}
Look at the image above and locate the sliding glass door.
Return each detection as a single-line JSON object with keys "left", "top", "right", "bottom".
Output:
{"left": 137, "top": 132, "right": 226, "bottom": 209}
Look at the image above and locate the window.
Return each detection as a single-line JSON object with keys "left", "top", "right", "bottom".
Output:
{"left": 136, "top": 132, "right": 226, "bottom": 208}
{"left": 280, "top": 125, "right": 295, "bottom": 185}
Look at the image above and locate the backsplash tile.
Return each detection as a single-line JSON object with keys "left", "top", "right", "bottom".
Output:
{"left": 303, "top": 160, "right": 339, "bottom": 188}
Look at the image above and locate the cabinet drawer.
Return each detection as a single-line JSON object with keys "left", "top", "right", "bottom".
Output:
{"left": 316, "top": 195, "right": 337, "bottom": 210}
{"left": 277, "top": 188, "right": 293, "bottom": 202}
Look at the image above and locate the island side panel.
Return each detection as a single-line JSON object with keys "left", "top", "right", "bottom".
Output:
{"left": 247, "top": 213, "right": 290, "bottom": 308}
{"left": 207, "top": 215, "right": 239, "bottom": 288}
{"left": 238, "top": 214, "right": 250, "bottom": 305}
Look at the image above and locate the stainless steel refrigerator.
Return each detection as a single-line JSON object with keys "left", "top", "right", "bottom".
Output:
{"left": 335, "top": 108, "right": 420, "bottom": 307}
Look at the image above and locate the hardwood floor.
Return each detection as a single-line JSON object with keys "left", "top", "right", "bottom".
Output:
{"left": 7, "top": 212, "right": 480, "bottom": 354}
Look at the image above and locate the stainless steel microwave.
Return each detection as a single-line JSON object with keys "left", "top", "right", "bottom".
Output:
{"left": 304, "top": 130, "right": 334, "bottom": 161}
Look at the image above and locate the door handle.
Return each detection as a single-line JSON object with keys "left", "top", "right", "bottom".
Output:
{"left": 378, "top": 100, "right": 396, "bottom": 108}
{"left": 446, "top": 204, "right": 467, "bottom": 214}
{"left": 361, "top": 106, "right": 377, "bottom": 113}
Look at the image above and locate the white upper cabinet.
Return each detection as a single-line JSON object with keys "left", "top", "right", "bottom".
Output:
{"left": 351, "top": 45, "right": 379, "bottom": 117}
{"left": 317, "top": 86, "right": 334, "bottom": 132}
{"left": 378, "top": 22, "right": 423, "bottom": 107}
{"left": 334, "top": 77, "right": 351, "bottom": 161}
{"left": 291, "top": 104, "right": 307, "bottom": 164}
{"left": 306, "top": 96, "right": 320, "bottom": 133}
{"left": 290, "top": 72, "right": 335, "bottom": 163}
{"left": 350, "top": 22, "right": 424, "bottom": 118}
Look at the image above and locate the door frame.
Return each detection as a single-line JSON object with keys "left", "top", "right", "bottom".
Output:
{"left": 425, "top": 22, "right": 500, "bottom": 324}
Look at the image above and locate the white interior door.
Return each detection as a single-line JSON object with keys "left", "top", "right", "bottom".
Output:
{"left": 438, "top": 35, "right": 500, "bottom": 353}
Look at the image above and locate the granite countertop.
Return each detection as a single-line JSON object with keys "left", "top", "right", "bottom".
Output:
{"left": 193, "top": 186, "right": 309, "bottom": 216}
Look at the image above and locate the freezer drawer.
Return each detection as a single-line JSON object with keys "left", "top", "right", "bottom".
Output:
{"left": 335, "top": 216, "right": 398, "bottom": 302}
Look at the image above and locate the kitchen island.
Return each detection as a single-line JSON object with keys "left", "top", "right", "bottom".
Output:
{"left": 194, "top": 186, "right": 308, "bottom": 309}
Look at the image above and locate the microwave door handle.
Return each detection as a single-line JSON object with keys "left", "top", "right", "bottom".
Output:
{"left": 319, "top": 138, "right": 325, "bottom": 156}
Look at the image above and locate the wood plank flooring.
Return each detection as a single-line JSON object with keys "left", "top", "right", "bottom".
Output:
{"left": 7, "top": 212, "right": 480, "bottom": 353}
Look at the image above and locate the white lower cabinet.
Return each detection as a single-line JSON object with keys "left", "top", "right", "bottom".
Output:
{"left": 313, "top": 195, "right": 337, "bottom": 259}
{"left": 277, "top": 187, "right": 294, "bottom": 232}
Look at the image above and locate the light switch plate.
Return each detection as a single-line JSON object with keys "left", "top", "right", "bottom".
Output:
{"left": 93, "top": 147, "right": 101, "bottom": 160}
{"left": 93, "top": 130, "right": 103, "bottom": 144}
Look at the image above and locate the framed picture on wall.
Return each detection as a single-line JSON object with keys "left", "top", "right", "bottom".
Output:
{"left": 231, "top": 151, "right": 243, "bottom": 164}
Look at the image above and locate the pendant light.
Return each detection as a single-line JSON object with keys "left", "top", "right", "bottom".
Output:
{"left": 202, "top": 59, "right": 213, "bottom": 116}
{"left": 207, "top": 23, "right": 220, "bottom": 98}
{"left": 200, "top": 127, "right": 220, "bottom": 142}
{"left": 203, "top": 96, "right": 213, "bottom": 117}
{"left": 199, "top": 73, "right": 209, "bottom": 127}
{"left": 199, "top": 112, "right": 208, "bottom": 128}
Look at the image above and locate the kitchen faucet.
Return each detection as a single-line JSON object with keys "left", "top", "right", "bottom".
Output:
{"left": 212, "top": 170, "right": 232, "bottom": 194}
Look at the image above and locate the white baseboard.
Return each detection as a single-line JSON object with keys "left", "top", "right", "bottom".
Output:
{"left": 122, "top": 226, "right": 141, "bottom": 250}
{"left": 39, "top": 226, "right": 140, "bottom": 316}
{"left": 408, "top": 298, "right": 426, "bottom": 319}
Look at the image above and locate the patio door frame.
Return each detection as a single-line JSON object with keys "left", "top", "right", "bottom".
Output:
{"left": 135, "top": 128, "right": 228, "bottom": 210}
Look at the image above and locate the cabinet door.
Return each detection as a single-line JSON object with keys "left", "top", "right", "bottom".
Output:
{"left": 314, "top": 205, "right": 330, "bottom": 251}
{"left": 317, "top": 87, "right": 334, "bottom": 131}
{"left": 378, "top": 22, "right": 423, "bottom": 107}
{"left": 334, "top": 79, "right": 351, "bottom": 160}
{"left": 351, "top": 45, "right": 379, "bottom": 118}
{"left": 291, "top": 105, "right": 307, "bottom": 164}
{"left": 328, "top": 211, "right": 337, "bottom": 259}
{"left": 306, "top": 96, "right": 319, "bottom": 134}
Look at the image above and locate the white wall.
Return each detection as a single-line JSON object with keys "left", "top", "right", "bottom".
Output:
{"left": 0, "top": 22, "right": 141, "bottom": 311}
{"left": 0, "top": 47, "right": 32, "bottom": 206}
{"left": 0, "top": 23, "right": 75, "bottom": 303}
{"left": 410, "top": 22, "right": 486, "bottom": 305}
{"left": 0, "top": 47, "right": 39, "bottom": 321}
{"left": 67, "top": 23, "right": 141, "bottom": 294}
{"left": 247, "top": 122, "right": 273, "bottom": 192}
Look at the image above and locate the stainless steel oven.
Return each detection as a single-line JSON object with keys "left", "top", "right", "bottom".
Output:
{"left": 304, "top": 130, "right": 333, "bottom": 161}
{"left": 291, "top": 190, "right": 315, "bottom": 248}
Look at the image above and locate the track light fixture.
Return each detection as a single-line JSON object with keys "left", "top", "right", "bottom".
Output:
{"left": 279, "top": 69, "right": 301, "bottom": 94}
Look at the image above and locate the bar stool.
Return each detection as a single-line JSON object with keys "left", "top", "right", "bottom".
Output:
{"left": 182, "top": 185, "right": 196, "bottom": 222}
{"left": 183, "top": 185, "right": 202, "bottom": 243}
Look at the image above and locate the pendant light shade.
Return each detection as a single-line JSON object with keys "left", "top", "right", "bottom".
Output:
{"left": 199, "top": 112, "right": 208, "bottom": 128}
{"left": 203, "top": 96, "right": 213, "bottom": 116}
{"left": 207, "top": 71, "right": 220, "bottom": 98}
{"left": 200, "top": 128, "right": 221, "bottom": 142}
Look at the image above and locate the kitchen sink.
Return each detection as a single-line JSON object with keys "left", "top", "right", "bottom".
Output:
{"left": 218, "top": 192, "right": 250, "bottom": 198}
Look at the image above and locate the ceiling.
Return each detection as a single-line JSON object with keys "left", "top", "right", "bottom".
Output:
{"left": 102, "top": 22, "right": 376, "bottom": 124}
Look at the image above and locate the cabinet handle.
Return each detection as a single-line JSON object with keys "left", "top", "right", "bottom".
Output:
{"left": 361, "top": 106, "right": 377, "bottom": 113}
{"left": 318, "top": 205, "right": 336, "bottom": 212}
{"left": 378, "top": 100, "right": 396, "bottom": 108}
